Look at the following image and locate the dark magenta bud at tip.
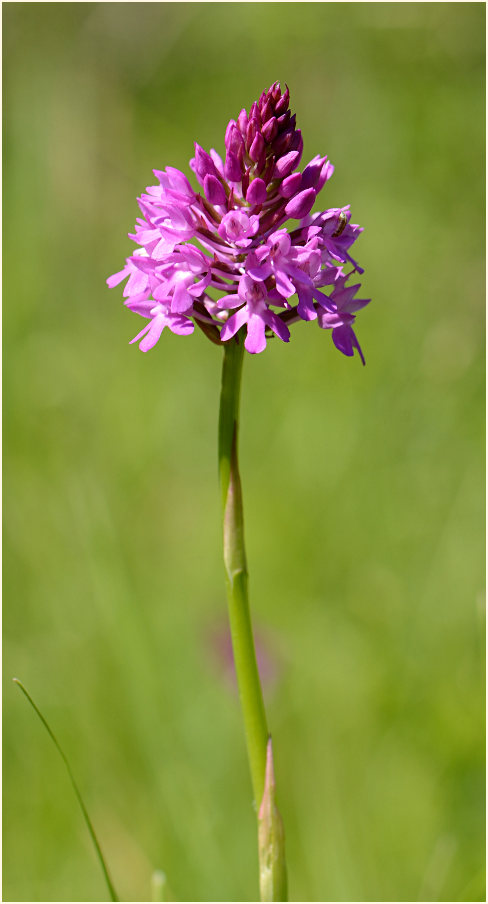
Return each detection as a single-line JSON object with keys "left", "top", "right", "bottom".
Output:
{"left": 262, "top": 116, "right": 278, "bottom": 143}
{"left": 194, "top": 143, "right": 218, "bottom": 180}
{"left": 241, "top": 170, "right": 250, "bottom": 199}
{"left": 225, "top": 119, "right": 237, "bottom": 149}
{"left": 261, "top": 98, "right": 273, "bottom": 124}
{"left": 237, "top": 107, "right": 248, "bottom": 135}
{"left": 257, "top": 150, "right": 267, "bottom": 173}
{"left": 279, "top": 171, "right": 302, "bottom": 198}
{"left": 246, "top": 177, "right": 267, "bottom": 206}
{"left": 285, "top": 188, "right": 316, "bottom": 219}
{"left": 246, "top": 119, "right": 257, "bottom": 149}
{"left": 274, "top": 85, "right": 290, "bottom": 115}
{"left": 228, "top": 124, "right": 245, "bottom": 158}
{"left": 270, "top": 81, "right": 281, "bottom": 104}
{"left": 249, "top": 131, "right": 265, "bottom": 163}
{"left": 204, "top": 174, "right": 227, "bottom": 206}
{"left": 224, "top": 150, "right": 242, "bottom": 182}
{"left": 261, "top": 158, "right": 276, "bottom": 185}
{"left": 272, "top": 128, "right": 294, "bottom": 156}
{"left": 290, "top": 129, "right": 303, "bottom": 154}
{"left": 249, "top": 102, "right": 262, "bottom": 129}
{"left": 272, "top": 150, "right": 300, "bottom": 180}
{"left": 277, "top": 110, "right": 291, "bottom": 130}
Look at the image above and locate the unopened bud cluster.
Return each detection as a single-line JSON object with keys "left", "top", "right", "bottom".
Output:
{"left": 108, "top": 82, "right": 370, "bottom": 359}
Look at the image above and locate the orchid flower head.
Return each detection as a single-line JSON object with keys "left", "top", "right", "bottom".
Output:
{"left": 108, "top": 82, "right": 369, "bottom": 360}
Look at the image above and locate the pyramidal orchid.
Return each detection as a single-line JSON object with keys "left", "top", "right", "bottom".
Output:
{"left": 108, "top": 82, "right": 370, "bottom": 903}
{"left": 108, "top": 81, "right": 369, "bottom": 360}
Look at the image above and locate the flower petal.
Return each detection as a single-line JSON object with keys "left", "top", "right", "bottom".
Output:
{"left": 247, "top": 262, "right": 272, "bottom": 281}
{"left": 107, "top": 266, "right": 130, "bottom": 288}
{"left": 245, "top": 314, "right": 266, "bottom": 354}
{"left": 138, "top": 314, "right": 167, "bottom": 352}
{"left": 171, "top": 281, "right": 193, "bottom": 313}
{"left": 332, "top": 324, "right": 365, "bottom": 365}
{"left": 220, "top": 307, "right": 248, "bottom": 342}
{"left": 216, "top": 294, "right": 242, "bottom": 310}
{"left": 262, "top": 310, "right": 291, "bottom": 343}
{"left": 296, "top": 287, "right": 317, "bottom": 321}
{"left": 275, "top": 269, "right": 296, "bottom": 299}
{"left": 123, "top": 268, "right": 148, "bottom": 298}
{"left": 168, "top": 314, "right": 194, "bottom": 336}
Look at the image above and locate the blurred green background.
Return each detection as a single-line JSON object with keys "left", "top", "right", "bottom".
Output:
{"left": 3, "top": 3, "right": 485, "bottom": 902}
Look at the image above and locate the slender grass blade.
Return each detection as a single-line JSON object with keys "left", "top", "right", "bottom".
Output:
{"left": 13, "top": 678, "right": 119, "bottom": 902}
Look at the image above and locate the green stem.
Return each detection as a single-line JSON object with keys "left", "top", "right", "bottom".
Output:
{"left": 218, "top": 337, "right": 287, "bottom": 902}
{"left": 218, "top": 337, "right": 269, "bottom": 807}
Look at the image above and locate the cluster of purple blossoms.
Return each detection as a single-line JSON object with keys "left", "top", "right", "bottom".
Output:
{"left": 108, "top": 82, "right": 370, "bottom": 360}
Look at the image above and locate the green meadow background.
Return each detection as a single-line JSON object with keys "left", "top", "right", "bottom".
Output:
{"left": 3, "top": 3, "right": 485, "bottom": 901}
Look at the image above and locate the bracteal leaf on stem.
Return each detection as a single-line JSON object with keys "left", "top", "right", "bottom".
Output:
{"left": 258, "top": 737, "right": 287, "bottom": 903}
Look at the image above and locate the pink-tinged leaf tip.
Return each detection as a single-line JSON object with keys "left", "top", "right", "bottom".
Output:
{"left": 258, "top": 737, "right": 287, "bottom": 902}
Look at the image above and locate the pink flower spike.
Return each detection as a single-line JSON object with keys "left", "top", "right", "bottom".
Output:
{"left": 109, "top": 81, "right": 368, "bottom": 360}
